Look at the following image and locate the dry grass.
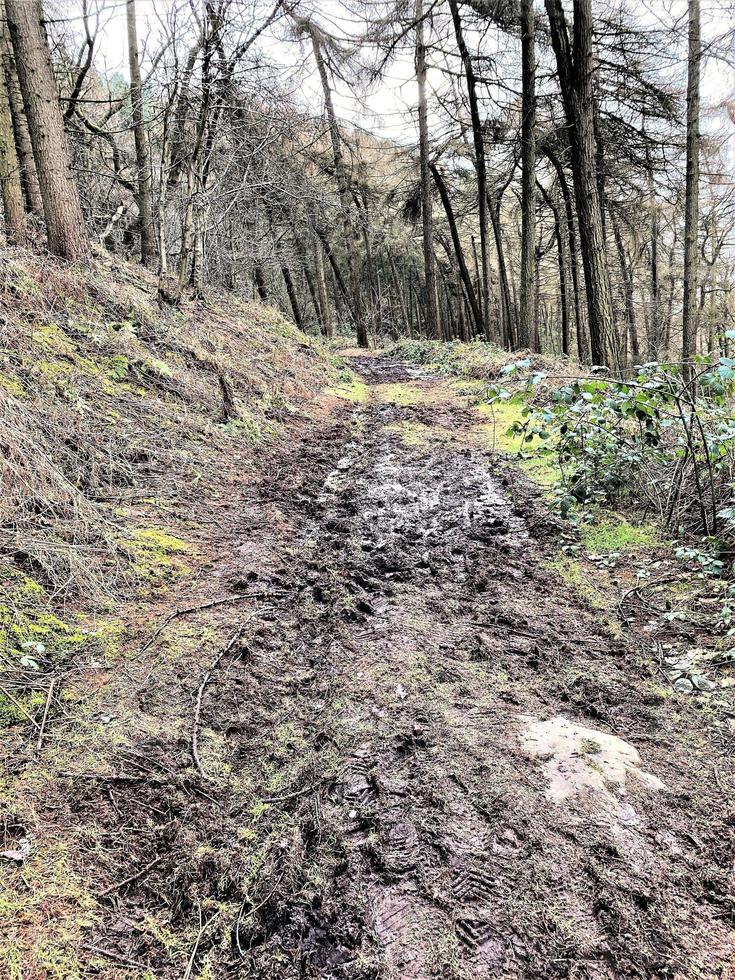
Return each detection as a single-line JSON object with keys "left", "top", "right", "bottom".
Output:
{"left": 0, "top": 245, "right": 333, "bottom": 599}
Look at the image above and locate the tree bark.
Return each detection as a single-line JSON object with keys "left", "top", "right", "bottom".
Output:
{"left": 611, "top": 210, "right": 639, "bottom": 360}
{"left": 449, "top": 0, "right": 492, "bottom": 341}
{"left": 313, "top": 235, "right": 333, "bottom": 337}
{"left": 519, "top": 0, "right": 536, "bottom": 349}
{"left": 281, "top": 264, "right": 303, "bottom": 330}
{"left": 303, "top": 20, "right": 367, "bottom": 346}
{"left": 489, "top": 200, "right": 514, "bottom": 349}
{"left": 126, "top": 0, "right": 156, "bottom": 267}
{"left": 540, "top": 182, "right": 568, "bottom": 357}
{"left": 5, "top": 0, "right": 88, "bottom": 259}
{"left": 0, "top": 6, "right": 24, "bottom": 244}
{"left": 682, "top": 0, "right": 700, "bottom": 377}
{"left": 2, "top": 19, "right": 42, "bottom": 218}
{"left": 430, "top": 162, "right": 482, "bottom": 336}
{"left": 254, "top": 265, "right": 268, "bottom": 301}
{"left": 415, "top": 0, "right": 440, "bottom": 339}
{"left": 545, "top": 0, "right": 615, "bottom": 365}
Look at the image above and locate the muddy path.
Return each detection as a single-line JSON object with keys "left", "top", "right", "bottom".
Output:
{"left": 82, "top": 356, "right": 734, "bottom": 978}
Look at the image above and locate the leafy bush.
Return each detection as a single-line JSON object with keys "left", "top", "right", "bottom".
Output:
{"left": 490, "top": 357, "right": 735, "bottom": 539}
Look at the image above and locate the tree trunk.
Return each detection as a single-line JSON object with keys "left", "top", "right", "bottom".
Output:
{"left": 2, "top": 19, "right": 42, "bottom": 218}
{"left": 126, "top": 0, "right": 156, "bottom": 267}
{"left": 0, "top": 7, "right": 25, "bottom": 244}
{"left": 644, "top": 135, "right": 664, "bottom": 357}
{"left": 387, "top": 248, "right": 410, "bottom": 337}
{"left": 430, "top": 162, "right": 482, "bottom": 336}
{"left": 5, "top": 0, "right": 88, "bottom": 259}
{"left": 313, "top": 235, "right": 333, "bottom": 337}
{"left": 545, "top": 0, "right": 615, "bottom": 365}
{"left": 305, "top": 22, "right": 366, "bottom": 346}
{"left": 611, "top": 210, "right": 639, "bottom": 360}
{"left": 519, "top": 0, "right": 536, "bottom": 349}
{"left": 254, "top": 265, "right": 268, "bottom": 301}
{"left": 489, "top": 199, "right": 514, "bottom": 349}
{"left": 281, "top": 264, "right": 303, "bottom": 330}
{"left": 540, "top": 182, "right": 569, "bottom": 357}
{"left": 449, "top": 0, "right": 491, "bottom": 341}
{"left": 315, "top": 225, "right": 349, "bottom": 305}
{"left": 415, "top": 0, "right": 440, "bottom": 339}
{"left": 682, "top": 0, "right": 700, "bottom": 377}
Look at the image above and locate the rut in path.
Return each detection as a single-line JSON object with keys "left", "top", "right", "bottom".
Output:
{"left": 223, "top": 355, "right": 733, "bottom": 979}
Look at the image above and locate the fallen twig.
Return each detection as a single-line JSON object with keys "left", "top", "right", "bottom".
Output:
{"left": 97, "top": 854, "right": 166, "bottom": 898}
{"left": 0, "top": 684, "right": 41, "bottom": 730}
{"left": 86, "top": 945, "right": 150, "bottom": 970}
{"left": 262, "top": 780, "right": 324, "bottom": 804}
{"left": 137, "top": 591, "right": 277, "bottom": 658}
{"left": 191, "top": 625, "right": 246, "bottom": 778}
{"left": 36, "top": 678, "right": 56, "bottom": 752}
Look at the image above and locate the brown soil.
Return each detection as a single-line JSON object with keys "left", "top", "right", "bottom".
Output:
{"left": 7, "top": 355, "right": 735, "bottom": 979}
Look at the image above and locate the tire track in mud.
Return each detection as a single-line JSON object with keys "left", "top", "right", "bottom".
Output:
{"left": 231, "top": 356, "right": 734, "bottom": 980}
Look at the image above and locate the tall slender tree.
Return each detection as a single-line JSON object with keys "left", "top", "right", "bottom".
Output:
{"left": 5, "top": 0, "right": 88, "bottom": 259}
{"left": 415, "top": 0, "right": 439, "bottom": 338}
{"left": 449, "top": 0, "right": 491, "bottom": 340}
{"left": 545, "top": 0, "right": 615, "bottom": 365}
{"left": 0, "top": 5, "right": 25, "bottom": 244}
{"left": 519, "top": 0, "right": 537, "bottom": 349}
{"left": 682, "top": 0, "right": 701, "bottom": 377}
{"left": 126, "top": 0, "right": 156, "bottom": 267}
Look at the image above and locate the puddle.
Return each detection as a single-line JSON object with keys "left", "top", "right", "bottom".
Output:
{"left": 520, "top": 715, "right": 666, "bottom": 804}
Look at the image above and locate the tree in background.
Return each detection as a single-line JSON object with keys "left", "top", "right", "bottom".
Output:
{"left": 0, "top": 0, "right": 730, "bottom": 364}
{"left": 682, "top": 0, "right": 701, "bottom": 379}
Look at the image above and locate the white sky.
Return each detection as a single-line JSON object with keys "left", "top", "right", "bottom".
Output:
{"left": 67, "top": 0, "right": 735, "bottom": 156}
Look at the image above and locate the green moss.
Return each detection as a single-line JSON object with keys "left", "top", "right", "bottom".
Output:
{"left": 0, "top": 592, "right": 91, "bottom": 663}
{"left": 32, "top": 323, "right": 76, "bottom": 355}
{"left": 0, "top": 371, "right": 24, "bottom": 397}
{"left": 374, "top": 382, "right": 440, "bottom": 406}
{"left": 545, "top": 556, "right": 606, "bottom": 609}
{"left": 580, "top": 517, "right": 659, "bottom": 554}
{"left": 385, "top": 420, "right": 433, "bottom": 447}
{"left": 220, "top": 412, "right": 268, "bottom": 441}
{"left": 124, "top": 527, "right": 190, "bottom": 581}
{"left": 389, "top": 339, "right": 509, "bottom": 378}
{"left": 0, "top": 840, "right": 97, "bottom": 980}
{"left": 474, "top": 397, "right": 560, "bottom": 487}
{"left": 545, "top": 555, "right": 621, "bottom": 637}
{"left": 107, "top": 353, "right": 129, "bottom": 380}
{"left": 325, "top": 374, "right": 368, "bottom": 403}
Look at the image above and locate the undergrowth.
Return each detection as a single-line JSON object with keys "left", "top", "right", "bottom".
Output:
{"left": 0, "top": 246, "right": 333, "bottom": 599}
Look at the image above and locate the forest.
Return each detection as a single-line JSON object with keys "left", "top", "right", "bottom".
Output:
{"left": 0, "top": 0, "right": 732, "bottom": 362}
{"left": 1, "top": 0, "right": 735, "bottom": 977}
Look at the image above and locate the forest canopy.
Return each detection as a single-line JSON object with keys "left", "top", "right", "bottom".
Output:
{"left": 0, "top": 0, "right": 733, "bottom": 366}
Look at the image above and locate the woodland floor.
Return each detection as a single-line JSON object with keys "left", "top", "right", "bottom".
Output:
{"left": 6, "top": 353, "right": 735, "bottom": 979}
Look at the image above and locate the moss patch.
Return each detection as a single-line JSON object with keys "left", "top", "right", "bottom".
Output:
{"left": 385, "top": 420, "right": 434, "bottom": 447}
{"left": 325, "top": 373, "right": 368, "bottom": 403}
{"left": 123, "top": 527, "right": 190, "bottom": 582}
{"left": 473, "top": 397, "right": 561, "bottom": 487}
{"left": 580, "top": 517, "right": 659, "bottom": 555}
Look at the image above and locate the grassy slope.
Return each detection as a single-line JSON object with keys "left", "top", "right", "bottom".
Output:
{"left": 0, "top": 248, "right": 338, "bottom": 977}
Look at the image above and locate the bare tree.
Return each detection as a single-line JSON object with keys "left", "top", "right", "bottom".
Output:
{"left": 127, "top": 0, "right": 156, "bottom": 267}
{"left": 519, "top": 0, "right": 536, "bottom": 350}
{"left": 0, "top": 3, "right": 24, "bottom": 244}
{"left": 415, "top": 0, "right": 439, "bottom": 339}
{"left": 682, "top": 0, "right": 701, "bottom": 377}
{"left": 545, "top": 0, "right": 616, "bottom": 365}
{"left": 5, "top": 0, "right": 88, "bottom": 259}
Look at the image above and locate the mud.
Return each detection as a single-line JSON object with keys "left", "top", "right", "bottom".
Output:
{"left": 65, "top": 358, "right": 735, "bottom": 976}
